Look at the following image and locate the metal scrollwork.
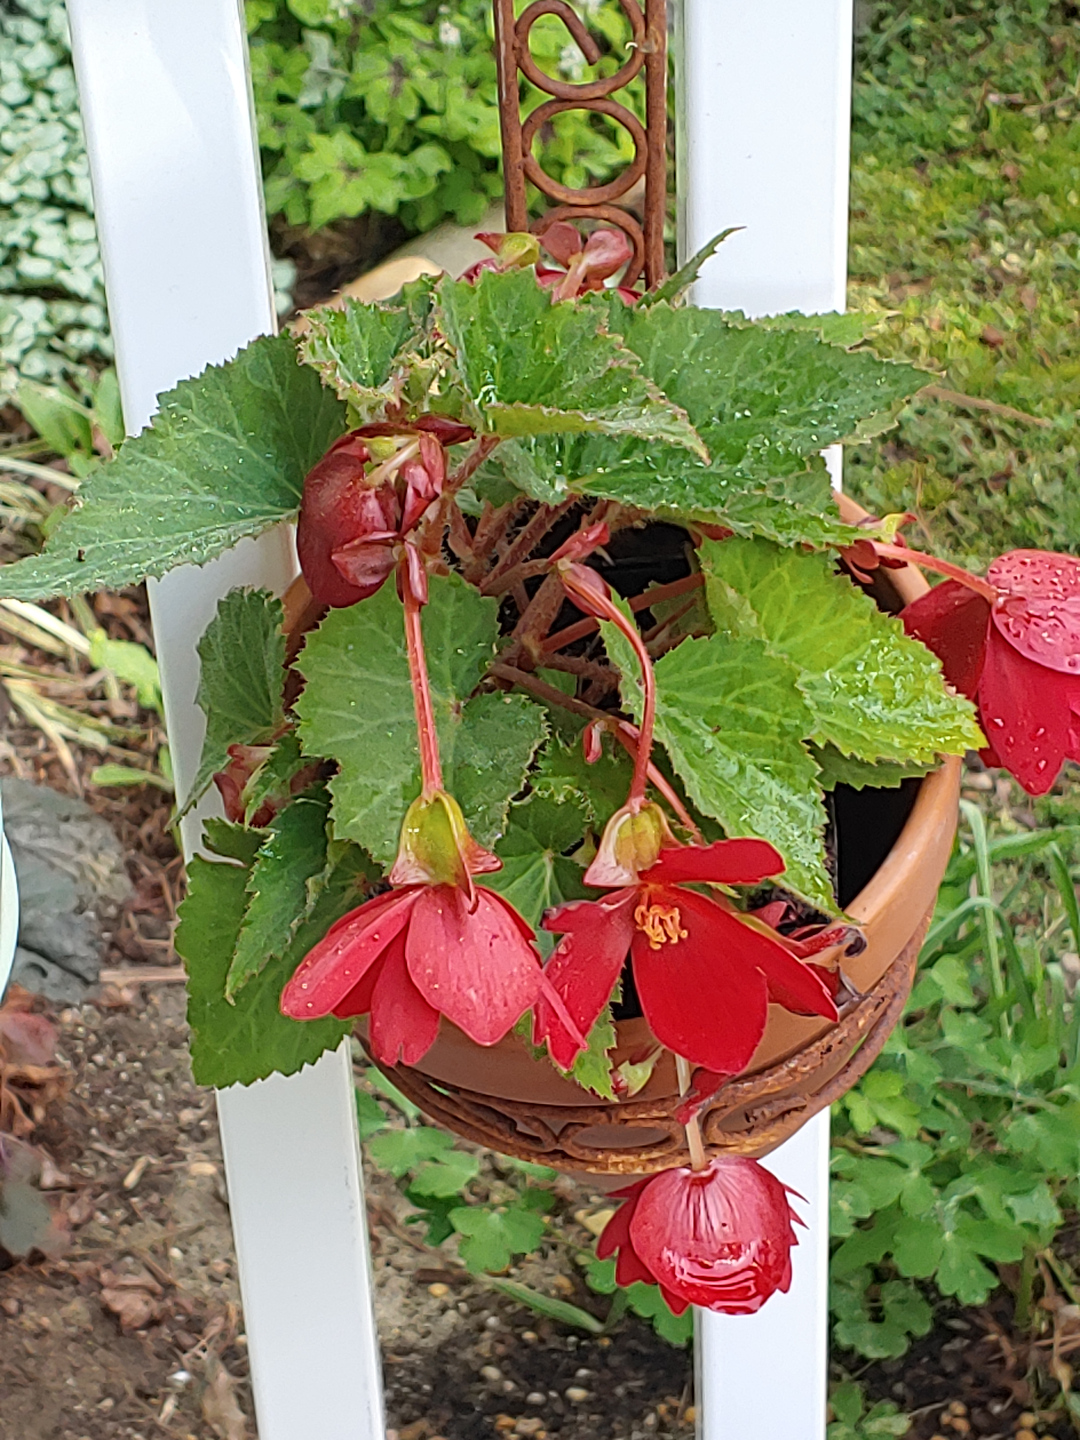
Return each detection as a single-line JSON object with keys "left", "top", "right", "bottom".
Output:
{"left": 493, "top": 0, "right": 668, "bottom": 289}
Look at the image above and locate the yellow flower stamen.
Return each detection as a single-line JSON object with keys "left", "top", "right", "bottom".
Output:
{"left": 634, "top": 899, "right": 688, "bottom": 950}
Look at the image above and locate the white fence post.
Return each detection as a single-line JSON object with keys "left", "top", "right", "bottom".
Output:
{"left": 0, "top": 786, "right": 18, "bottom": 999}
{"left": 677, "top": 3, "right": 854, "bottom": 1436}
{"left": 64, "top": 5, "right": 385, "bottom": 1436}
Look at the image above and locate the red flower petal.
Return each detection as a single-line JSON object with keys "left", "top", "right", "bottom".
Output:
{"left": 368, "top": 932, "right": 441, "bottom": 1065}
{"left": 901, "top": 579, "right": 991, "bottom": 700}
{"left": 533, "top": 890, "right": 636, "bottom": 1070}
{"left": 977, "top": 628, "right": 1080, "bottom": 794}
{"left": 988, "top": 550, "right": 1080, "bottom": 675}
{"left": 641, "top": 838, "right": 785, "bottom": 887}
{"left": 754, "top": 942, "right": 839, "bottom": 1021}
{"left": 280, "top": 888, "right": 417, "bottom": 1018}
{"left": 631, "top": 887, "right": 771, "bottom": 1075}
{"left": 406, "top": 886, "right": 541, "bottom": 1046}
{"left": 628, "top": 1157, "right": 799, "bottom": 1315}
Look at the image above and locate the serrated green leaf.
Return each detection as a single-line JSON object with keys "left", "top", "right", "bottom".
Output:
{"left": 241, "top": 730, "right": 309, "bottom": 823}
{"left": 568, "top": 1006, "right": 618, "bottom": 1100}
{"left": 700, "top": 537, "right": 981, "bottom": 763}
{"left": 226, "top": 788, "right": 331, "bottom": 998}
{"left": 368, "top": 1125, "right": 455, "bottom": 1178}
{"left": 188, "top": 588, "right": 287, "bottom": 809}
{"left": 602, "top": 620, "right": 832, "bottom": 908}
{"left": 296, "top": 573, "right": 546, "bottom": 863}
{"left": 176, "top": 852, "right": 350, "bottom": 1088}
{"left": 203, "top": 817, "right": 267, "bottom": 865}
{"left": 437, "top": 269, "right": 705, "bottom": 456}
{"left": 484, "top": 792, "right": 590, "bottom": 954}
{"left": 531, "top": 735, "right": 632, "bottom": 830}
{"left": 0, "top": 333, "right": 345, "bottom": 599}
{"left": 811, "top": 744, "right": 932, "bottom": 792}
{"left": 449, "top": 1201, "right": 546, "bottom": 1273}
{"left": 297, "top": 297, "right": 421, "bottom": 416}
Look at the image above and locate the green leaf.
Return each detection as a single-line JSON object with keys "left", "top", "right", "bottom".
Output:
{"left": 368, "top": 1125, "right": 455, "bottom": 1178}
{"left": 0, "top": 333, "right": 346, "bottom": 599}
{"left": 408, "top": 1149, "right": 481, "bottom": 1200}
{"left": 297, "top": 297, "right": 422, "bottom": 416}
{"left": 87, "top": 631, "right": 162, "bottom": 712}
{"left": 226, "top": 788, "right": 331, "bottom": 998}
{"left": 700, "top": 537, "right": 981, "bottom": 764}
{"left": 295, "top": 572, "right": 546, "bottom": 864}
{"left": 90, "top": 763, "right": 171, "bottom": 792}
{"left": 176, "top": 852, "right": 350, "bottom": 1088}
{"left": 568, "top": 1006, "right": 618, "bottom": 1100}
{"left": 354, "top": 1089, "right": 389, "bottom": 1141}
{"left": 204, "top": 817, "right": 267, "bottom": 865}
{"left": 830, "top": 1268, "right": 932, "bottom": 1360}
{"left": 189, "top": 588, "right": 287, "bottom": 809}
{"left": 437, "top": 269, "right": 705, "bottom": 456}
{"left": 647, "top": 229, "right": 741, "bottom": 306}
{"left": 602, "top": 620, "right": 832, "bottom": 909}
{"left": 241, "top": 730, "right": 310, "bottom": 823}
{"left": 531, "top": 734, "right": 633, "bottom": 830}
{"left": 449, "top": 1201, "right": 546, "bottom": 1273}
{"left": 934, "top": 1232, "right": 1000, "bottom": 1305}
{"left": 620, "top": 1279, "right": 695, "bottom": 1346}
{"left": 604, "top": 301, "right": 926, "bottom": 466}
{"left": 811, "top": 745, "right": 932, "bottom": 792}
{"left": 484, "top": 1277, "right": 604, "bottom": 1335}
{"left": 484, "top": 792, "right": 590, "bottom": 953}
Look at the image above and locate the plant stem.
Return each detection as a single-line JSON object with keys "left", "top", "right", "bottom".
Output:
{"left": 1013, "top": 1244, "right": 1038, "bottom": 1332}
{"left": 675, "top": 1055, "right": 708, "bottom": 1173}
{"left": 401, "top": 559, "right": 443, "bottom": 795}
{"left": 871, "top": 543, "right": 998, "bottom": 603}
{"left": 541, "top": 573, "right": 705, "bottom": 655}
{"left": 447, "top": 433, "right": 500, "bottom": 492}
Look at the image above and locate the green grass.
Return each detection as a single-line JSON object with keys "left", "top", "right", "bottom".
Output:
{"left": 844, "top": 1, "right": 1080, "bottom": 568}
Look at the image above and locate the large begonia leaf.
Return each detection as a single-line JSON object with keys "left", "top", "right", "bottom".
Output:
{"left": 701, "top": 537, "right": 982, "bottom": 763}
{"left": 436, "top": 269, "right": 704, "bottom": 454}
{"left": 484, "top": 792, "right": 591, "bottom": 953}
{"left": 295, "top": 572, "right": 547, "bottom": 865}
{"left": 226, "top": 787, "right": 331, "bottom": 999}
{"left": 0, "top": 334, "right": 345, "bottom": 600}
{"left": 177, "top": 834, "right": 360, "bottom": 1088}
{"left": 602, "top": 622, "right": 832, "bottom": 909}
{"left": 188, "top": 588, "right": 288, "bottom": 809}
{"left": 297, "top": 288, "right": 430, "bottom": 417}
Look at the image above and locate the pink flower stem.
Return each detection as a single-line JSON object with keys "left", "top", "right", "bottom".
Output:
{"left": 541, "top": 573, "right": 705, "bottom": 656}
{"left": 611, "top": 724, "right": 702, "bottom": 841}
{"left": 675, "top": 1055, "right": 708, "bottom": 1173}
{"left": 871, "top": 543, "right": 999, "bottom": 604}
{"left": 400, "top": 560, "right": 443, "bottom": 797}
{"left": 567, "top": 581, "right": 657, "bottom": 806}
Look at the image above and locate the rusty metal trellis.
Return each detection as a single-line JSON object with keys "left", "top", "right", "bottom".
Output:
{"left": 493, "top": 0, "right": 668, "bottom": 289}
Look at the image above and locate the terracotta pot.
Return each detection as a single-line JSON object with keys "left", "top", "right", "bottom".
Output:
{"left": 366, "top": 500, "right": 961, "bottom": 1174}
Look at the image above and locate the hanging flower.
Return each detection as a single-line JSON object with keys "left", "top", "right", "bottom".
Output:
{"left": 534, "top": 832, "right": 839, "bottom": 1075}
{"left": 596, "top": 1155, "right": 802, "bottom": 1315}
{"left": 461, "top": 225, "right": 639, "bottom": 302}
{"left": 899, "top": 548, "right": 1080, "bottom": 795}
{"left": 296, "top": 417, "right": 474, "bottom": 608}
{"left": 280, "top": 790, "right": 546, "bottom": 1065}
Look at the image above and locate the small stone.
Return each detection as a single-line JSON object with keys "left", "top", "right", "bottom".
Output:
{"left": 485, "top": 1315, "right": 500, "bottom": 1330}
{"left": 948, "top": 1403, "right": 967, "bottom": 1418}
{"left": 526, "top": 1393, "right": 546, "bottom": 1407}
{"left": 1015, "top": 1431, "right": 1037, "bottom": 1440}
{"left": 574, "top": 1368, "right": 592, "bottom": 1380}
{"left": 502, "top": 1381, "right": 516, "bottom": 1394}
{"left": 514, "top": 1420, "right": 545, "bottom": 1437}
{"left": 565, "top": 1387, "right": 589, "bottom": 1403}
{"left": 481, "top": 1365, "right": 503, "bottom": 1383}
{"left": 574, "top": 1207, "right": 615, "bottom": 1238}
{"left": 552, "top": 1275, "right": 575, "bottom": 1296}
{"left": 521, "top": 1331, "right": 538, "bottom": 1344}
{"left": 168, "top": 1247, "right": 183, "bottom": 1260}
{"left": 188, "top": 1161, "right": 217, "bottom": 1178}
{"left": 427, "top": 1283, "right": 449, "bottom": 1298}
{"left": 1, "top": 1299, "right": 19, "bottom": 1317}
{"left": 683, "top": 1407, "right": 696, "bottom": 1425}
{"left": 494, "top": 1417, "right": 516, "bottom": 1433}
{"left": 1018, "top": 1416, "right": 1038, "bottom": 1429}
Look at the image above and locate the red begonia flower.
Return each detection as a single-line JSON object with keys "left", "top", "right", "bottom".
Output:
{"left": 534, "top": 837, "right": 838, "bottom": 1075}
{"left": 596, "top": 1155, "right": 802, "bottom": 1315}
{"left": 296, "top": 419, "right": 474, "bottom": 608}
{"left": 902, "top": 549, "right": 1080, "bottom": 795}
{"left": 281, "top": 790, "right": 550, "bottom": 1065}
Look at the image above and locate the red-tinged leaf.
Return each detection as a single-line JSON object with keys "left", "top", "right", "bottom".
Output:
{"left": 642, "top": 837, "right": 785, "bottom": 888}
{"left": 901, "top": 580, "right": 990, "bottom": 700}
{"left": 628, "top": 1157, "right": 799, "bottom": 1315}
{"left": 988, "top": 550, "right": 1080, "bottom": 676}
{"left": 0, "top": 1009, "right": 57, "bottom": 1067}
{"left": 631, "top": 887, "right": 771, "bottom": 1075}
{"left": 367, "top": 932, "right": 441, "bottom": 1065}
{"left": 534, "top": 890, "right": 636, "bottom": 1069}
{"left": 280, "top": 888, "right": 416, "bottom": 1018}
{"left": 406, "top": 885, "right": 541, "bottom": 1046}
{"left": 977, "top": 629, "right": 1080, "bottom": 795}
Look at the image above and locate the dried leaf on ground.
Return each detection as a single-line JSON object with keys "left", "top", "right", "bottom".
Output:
{"left": 202, "top": 1358, "right": 248, "bottom": 1440}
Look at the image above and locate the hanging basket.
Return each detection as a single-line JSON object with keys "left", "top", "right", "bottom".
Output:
{"left": 363, "top": 508, "right": 961, "bottom": 1175}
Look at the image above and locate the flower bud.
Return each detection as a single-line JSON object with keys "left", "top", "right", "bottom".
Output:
{"left": 584, "top": 800, "right": 675, "bottom": 887}
{"left": 390, "top": 790, "right": 500, "bottom": 893}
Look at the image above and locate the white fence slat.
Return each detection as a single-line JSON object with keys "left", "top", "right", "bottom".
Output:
{"left": 678, "top": 3, "right": 854, "bottom": 1435}
{"left": 694, "top": 1113, "right": 832, "bottom": 1440}
{"left": 65, "top": 5, "right": 385, "bottom": 1435}
{"left": 0, "top": 786, "right": 18, "bottom": 998}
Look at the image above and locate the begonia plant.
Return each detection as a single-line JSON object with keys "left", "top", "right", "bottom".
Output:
{"left": 7, "top": 226, "right": 1071, "bottom": 1315}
